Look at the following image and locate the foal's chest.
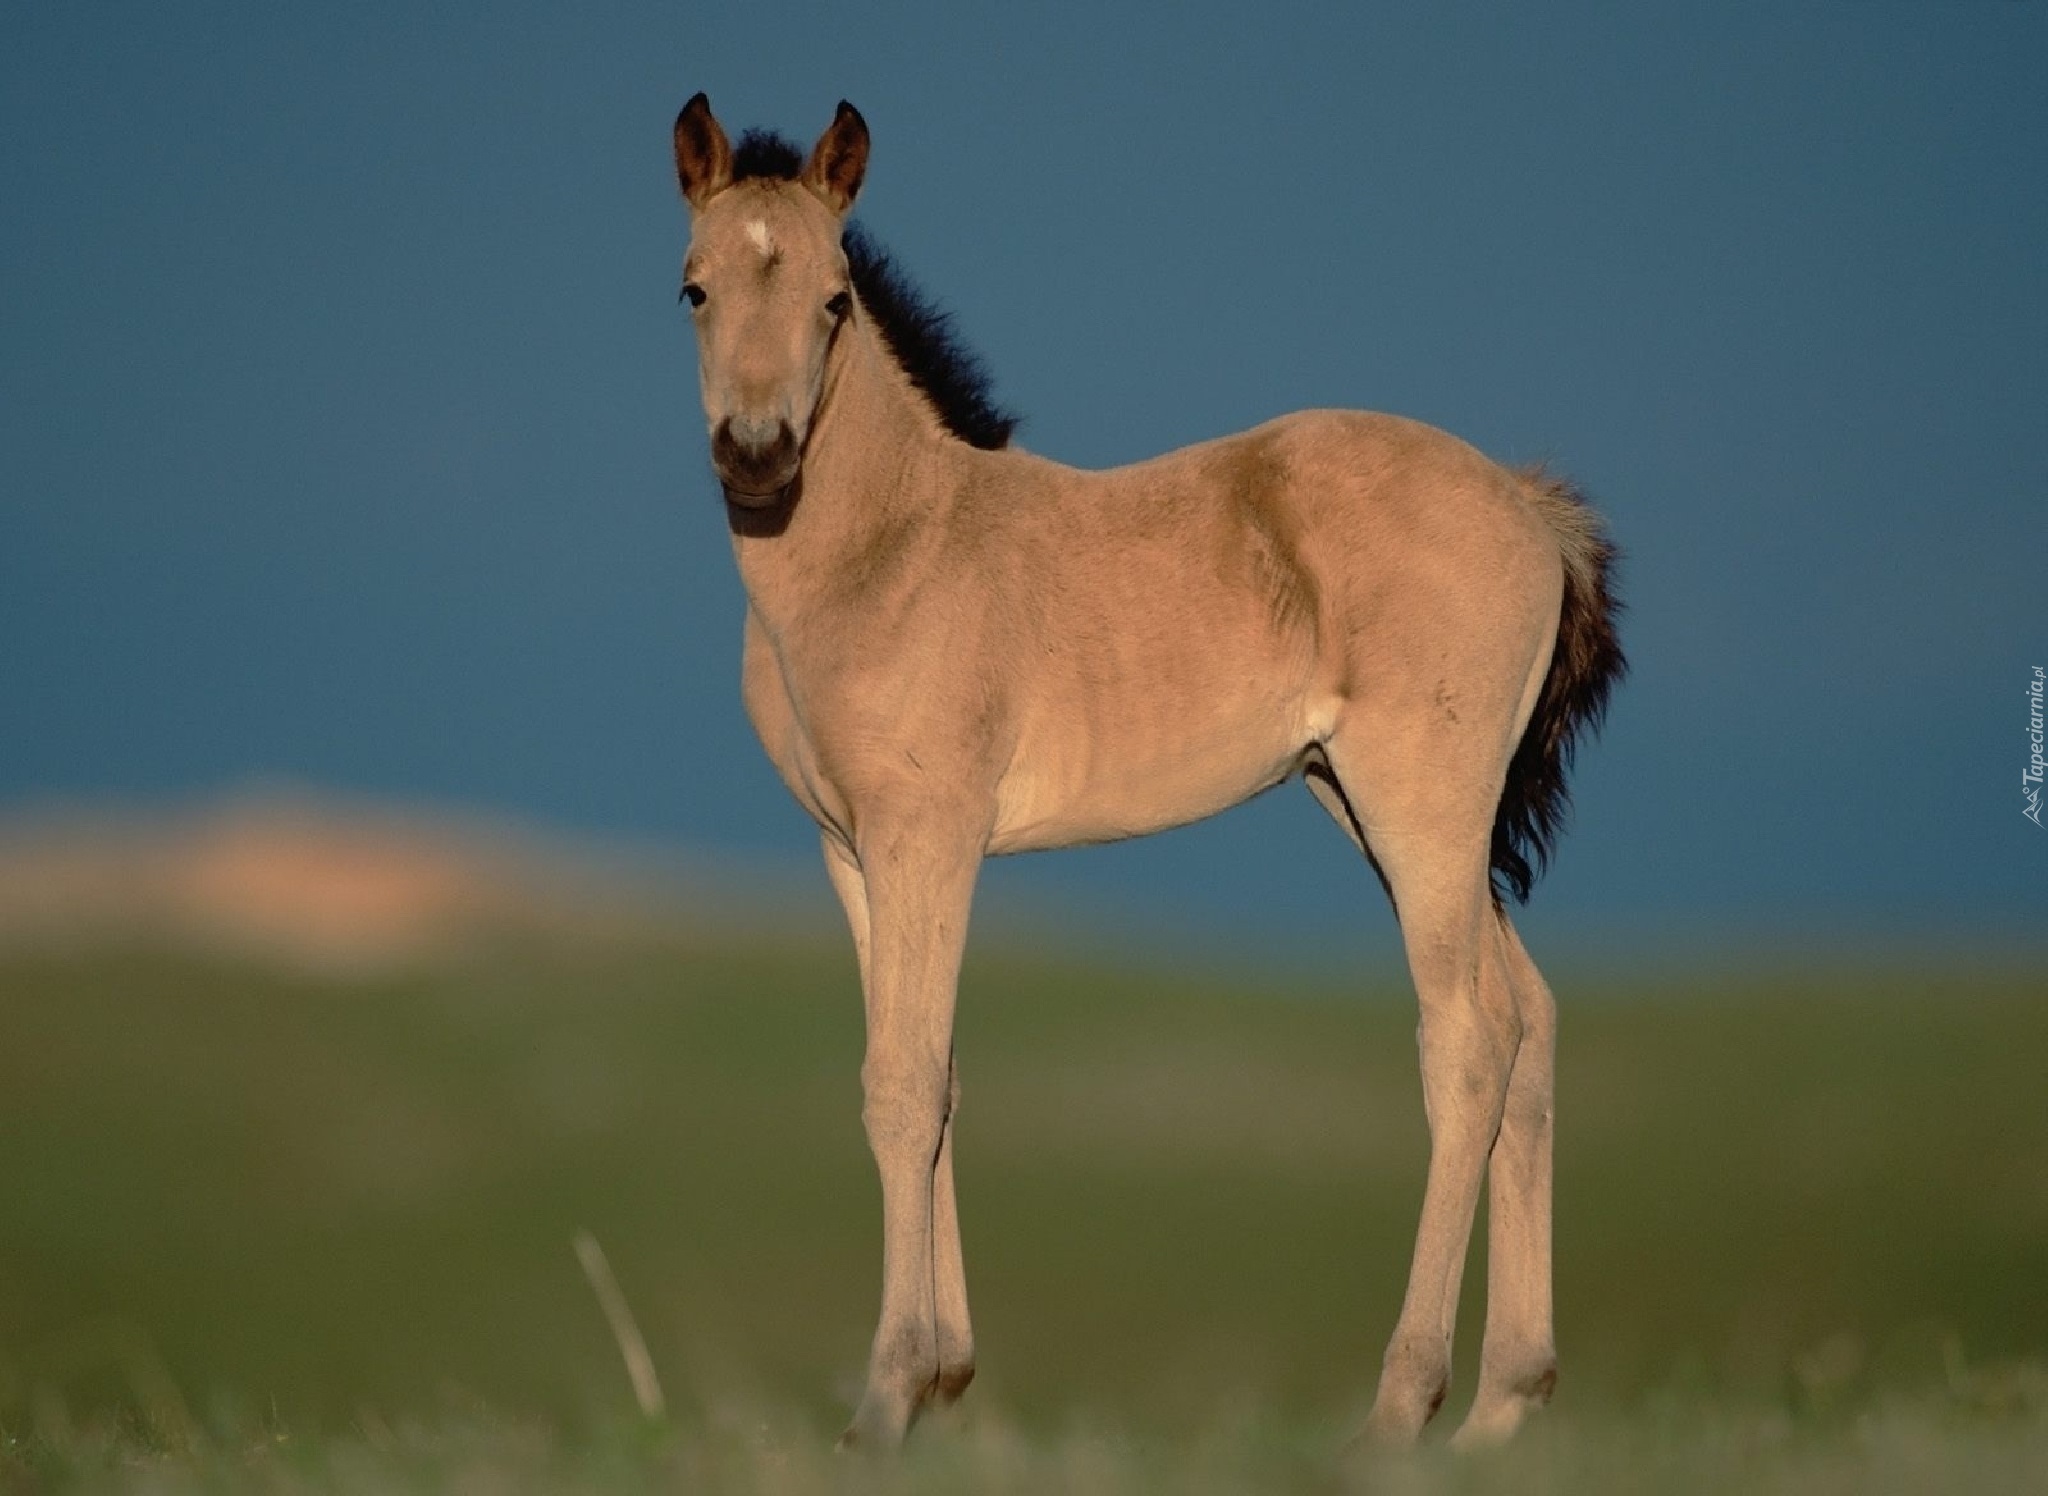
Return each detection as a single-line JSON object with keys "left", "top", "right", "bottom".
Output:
{"left": 738, "top": 616, "right": 857, "bottom": 842}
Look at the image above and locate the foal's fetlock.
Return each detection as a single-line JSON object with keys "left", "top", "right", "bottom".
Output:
{"left": 838, "top": 1381, "right": 919, "bottom": 1453}
{"left": 1483, "top": 1347, "right": 1557, "bottom": 1409}
{"left": 1514, "top": 1360, "right": 1558, "bottom": 1405}
{"left": 1359, "top": 1341, "right": 1450, "bottom": 1447}
{"left": 930, "top": 1317, "right": 975, "bottom": 1400}
{"left": 839, "top": 1329, "right": 940, "bottom": 1451}
{"left": 1450, "top": 1358, "right": 1556, "bottom": 1450}
{"left": 931, "top": 1352, "right": 975, "bottom": 1408}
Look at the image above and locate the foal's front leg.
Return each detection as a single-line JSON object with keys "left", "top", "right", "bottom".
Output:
{"left": 831, "top": 815, "right": 983, "bottom": 1449}
{"left": 823, "top": 836, "right": 976, "bottom": 1424}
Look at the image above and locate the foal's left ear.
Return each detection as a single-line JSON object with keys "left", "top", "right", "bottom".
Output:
{"left": 802, "top": 101, "right": 868, "bottom": 214}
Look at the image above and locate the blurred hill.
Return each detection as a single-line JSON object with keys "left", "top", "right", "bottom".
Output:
{"left": 0, "top": 788, "right": 816, "bottom": 970}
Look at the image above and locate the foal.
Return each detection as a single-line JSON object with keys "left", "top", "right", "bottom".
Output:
{"left": 669, "top": 95, "right": 1624, "bottom": 1450}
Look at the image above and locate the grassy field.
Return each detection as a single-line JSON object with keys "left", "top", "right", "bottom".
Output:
{"left": 0, "top": 930, "right": 2043, "bottom": 1490}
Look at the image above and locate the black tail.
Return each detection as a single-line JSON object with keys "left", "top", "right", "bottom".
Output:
{"left": 1490, "top": 470, "right": 1627, "bottom": 906}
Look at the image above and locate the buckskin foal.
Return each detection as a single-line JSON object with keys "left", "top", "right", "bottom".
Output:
{"left": 668, "top": 95, "right": 1624, "bottom": 1451}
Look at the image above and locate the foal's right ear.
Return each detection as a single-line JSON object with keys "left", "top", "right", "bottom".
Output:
{"left": 673, "top": 92, "right": 732, "bottom": 210}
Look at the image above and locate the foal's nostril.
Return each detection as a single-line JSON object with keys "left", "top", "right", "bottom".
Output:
{"left": 711, "top": 417, "right": 801, "bottom": 500}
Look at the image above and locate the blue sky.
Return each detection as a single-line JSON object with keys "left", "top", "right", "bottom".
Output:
{"left": 3, "top": 2, "right": 2043, "bottom": 953}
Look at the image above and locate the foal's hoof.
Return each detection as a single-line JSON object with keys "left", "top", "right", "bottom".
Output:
{"left": 836, "top": 1412, "right": 901, "bottom": 1454}
{"left": 836, "top": 1391, "right": 914, "bottom": 1453}
{"left": 1349, "top": 1409, "right": 1424, "bottom": 1454}
{"left": 834, "top": 1418, "right": 900, "bottom": 1455}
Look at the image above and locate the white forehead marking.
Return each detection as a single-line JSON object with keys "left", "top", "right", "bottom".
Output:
{"left": 745, "top": 219, "right": 773, "bottom": 256}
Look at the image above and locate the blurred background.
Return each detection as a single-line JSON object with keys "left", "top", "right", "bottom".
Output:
{"left": 1, "top": 0, "right": 2044, "bottom": 1459}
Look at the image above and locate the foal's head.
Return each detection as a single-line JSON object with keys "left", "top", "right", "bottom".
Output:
{"left": 672, "top": 94, "right": 867, "bottom": 506}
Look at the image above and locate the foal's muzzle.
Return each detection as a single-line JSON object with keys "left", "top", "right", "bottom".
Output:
{"left": 712, "top": 417, "right": 801, "bottom": 505}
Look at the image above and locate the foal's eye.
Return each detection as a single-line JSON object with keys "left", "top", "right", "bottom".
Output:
{"left": 826, "top": 290, "right": 852, "bottom": 320}
{"left": 680, "top": 282, "right": 706, "bottom": 309}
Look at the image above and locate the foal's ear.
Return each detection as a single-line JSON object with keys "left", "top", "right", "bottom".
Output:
{"left": 673, "top": 92, "right": 732, "bottom": 209}
{"left": 802, "top": 101, "right": 869, "bottom": 213}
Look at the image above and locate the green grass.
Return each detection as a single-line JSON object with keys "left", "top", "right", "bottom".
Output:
{"left": 0, "top": 933, "right": 2043, "bottom": 1490}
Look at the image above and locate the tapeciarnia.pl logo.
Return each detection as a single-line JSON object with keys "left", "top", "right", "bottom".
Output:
{"left": 2026, "top": 666, "right": 2045, "bottom": 827}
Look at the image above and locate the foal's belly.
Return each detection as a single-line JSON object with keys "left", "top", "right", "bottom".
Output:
{"left": 987, "top": 696, "right": 1319, "bottom": 855}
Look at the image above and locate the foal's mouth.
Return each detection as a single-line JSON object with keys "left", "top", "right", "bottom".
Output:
{"left": 712, "top": 419, "right": 802, "bottom": 507}
{"left": 722, "top": 471, "right": 801, "bottom": 539}
{"left": 719, "top": 476, "right": 793, "bottom": 508}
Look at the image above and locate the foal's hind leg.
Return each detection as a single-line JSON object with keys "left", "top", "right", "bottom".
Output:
{"left": 1310, "top": 736, "right": 1522, "bottom": 1447}
{"left": 1450, "top": 912, "right": 1558, "bottom": 1447}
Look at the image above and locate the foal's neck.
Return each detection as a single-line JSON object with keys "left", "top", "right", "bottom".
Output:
{"left": 728, "top": 313, "right": 961, "bottom": 631}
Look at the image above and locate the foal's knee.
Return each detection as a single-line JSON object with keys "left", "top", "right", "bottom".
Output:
{"left": 859, "top": 1058, "right": 949, "bottom": 1160}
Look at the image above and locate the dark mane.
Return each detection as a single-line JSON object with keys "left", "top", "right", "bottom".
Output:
{"left": 841, "top": 223, "right": 1017, "bottom": 450}
{"left": 725, "top": 128, "right": 1018, "bottom": 451}
{"left": 731, "top": 128, "right": 803, "bottom": 182}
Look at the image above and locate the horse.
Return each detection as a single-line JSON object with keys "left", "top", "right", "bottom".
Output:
{"left": 668, "top": 94, "right": 1624, "bottom": 1451}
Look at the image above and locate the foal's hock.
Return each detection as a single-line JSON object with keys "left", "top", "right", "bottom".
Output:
{"left": 669, "top": 93, "right": 1624, "bottom": 1451}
